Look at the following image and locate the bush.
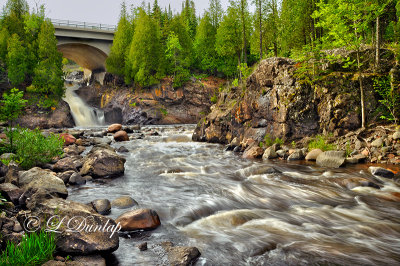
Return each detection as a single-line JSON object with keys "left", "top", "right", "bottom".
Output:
{"left": 373, "top": 75, "right": 399, "bottom": 124}
{"left": 262, "top": 134, "right": 284, "bottom": 148}
{"left": 210, "top": 94, "right": 218, "bottom": 104}
{"left": 0, "top": 230, "right": 55, "bottom": 265}
{"left": 308, "top": 135, "right": 336, "bottom": 151}
{"left": 12, "top": 128, "right": 64, "bottom": 169}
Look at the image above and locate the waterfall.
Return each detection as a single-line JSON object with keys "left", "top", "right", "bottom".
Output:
{"left": 63, "top": 83, "right": 105, "bottom": 127}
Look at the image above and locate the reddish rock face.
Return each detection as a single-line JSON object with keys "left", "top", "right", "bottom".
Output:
{"left": 59, "top": 133, "right": 76, "bottom": 146}
{"left": 115, "top": 209, "right": 161, "bottom": 231}
{"left": 108, "top": 123, "right": 122, "bottom": 133}
{"left": 114, "top": 131, "right": 129, "bottom": 142}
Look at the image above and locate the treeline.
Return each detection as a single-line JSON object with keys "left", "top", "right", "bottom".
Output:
{"left": 0, "top": 0, "right": 64, "bottom": 107}
{"left": 107, "top": 0, "right": 400, "bottom": 87}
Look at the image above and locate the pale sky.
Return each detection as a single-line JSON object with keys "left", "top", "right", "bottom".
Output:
{"left": 9, "top": 0, "right": 231, "bottom": 26}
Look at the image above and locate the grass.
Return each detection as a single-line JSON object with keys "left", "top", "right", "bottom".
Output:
{"left": 0, "top": 230, "right": 56, "bottom": 266}
{"left": 260, "top": 134, "right": 284, "bottom": 148}
{"left": 308, "top": 135, "right": 336, "bottom": 151}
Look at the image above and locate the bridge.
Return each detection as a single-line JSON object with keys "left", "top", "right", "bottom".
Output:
{"left": 52, "top": 19, "right": 115, "bottom": 81}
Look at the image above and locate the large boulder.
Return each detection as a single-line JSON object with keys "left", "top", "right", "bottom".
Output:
{"left": 91, "top": 199, "right": 111, "bottom": 215}
{"left": 18, "top": 167, "right": 68, "bottom": 198}
{"left": 305, "top": 149, "right": 323, "bottom": 161}
{"left": 107, "top": 124, "right": 122, "bottom": 133}
{"left": 17, "top": 198, "right": 119, "bottom": 255}
{"left": 262, "top": 146, "right": 278, "bottom": 160}
{"left": 59, "top": 133, "right": 76, "bottom": 146}
{"left": 111, "top": 196, "right": 137, "bottom": 209}
{"left": 316, "top": 151, "right": 346, "bottom": 168}
{"left": 80, "top": 148, "right": 126, "bottom": 178}
{"left": 115, "top": 209, "right": 160, "bottom": 231}
{"left": 113, "top": 131, "right": 129, "bottom": 142}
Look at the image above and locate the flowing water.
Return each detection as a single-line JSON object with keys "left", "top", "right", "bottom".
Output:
{"left": 67, "top": 125, "right": 400, "bottom": 265}
{"left": 63, "top": 83, "right": 105, "bottom": 127}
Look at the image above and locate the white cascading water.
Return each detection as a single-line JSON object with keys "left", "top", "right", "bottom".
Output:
{"left": 63, "top": 83, "right": 105, "bottom": 127}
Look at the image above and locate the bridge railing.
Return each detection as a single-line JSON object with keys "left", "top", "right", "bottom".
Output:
{"left": 51, "top": 19, "right": 116, "bottom": 31}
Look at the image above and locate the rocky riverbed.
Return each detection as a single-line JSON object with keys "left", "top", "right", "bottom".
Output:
{"left": 1, "top": 124, "right": 400, "bottom": 265}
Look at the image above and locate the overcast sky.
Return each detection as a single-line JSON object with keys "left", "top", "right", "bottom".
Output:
{"left": 16, "top": 0, "right": 231, "bottom": 26}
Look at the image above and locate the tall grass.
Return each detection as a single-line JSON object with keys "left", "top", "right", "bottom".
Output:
{"left": 0, "top": 230, "right": 56, "bottom": 266}
{"left": 308, "top": 135, "right": 336, "bottom": 151}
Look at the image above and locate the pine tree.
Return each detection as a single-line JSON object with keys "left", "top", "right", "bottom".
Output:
{"left": 106, "top": 1, "right": 133, "bottom": 78}
{"left": 194, "top": 12, "right": 218, "bottom": 72}
{"left": 166, "top": 32, "right": 189, "bottom": 86}
{"left": 125, "top": 8, "right": 163, "bottom": 86}
{"left": 7, "top": 33, "right": 27, "bottom": 86}
{"left": 32, "top": 20, "right": 64, "bottom": 98}
{"left": 208, "top": 0, "right": 223, "bottom": 28}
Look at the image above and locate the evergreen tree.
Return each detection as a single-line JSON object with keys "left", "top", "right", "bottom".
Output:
{"left": 32, "top": 20, "right": 64, "bottom": 98}
{"left": 125, "top": 8, "right": 163, "bottom": 86}
{"left": 194, "top": 12, "right": 218, "bottom": 73}
{"left": 7, "top": 33, "right": 27, "bottom": 86}
{"left": 3, "top": 0, "right": 29, "bottom": 38}
{"left": 208, "top": 0, "right": 223, "bottom": 28}
{"left": 0, "top": 28, "right": 9, "bottom": 63}
{"left": 106, "top": 1, "right": 133, "bottom": 78}
{"left": 166, "top": 32, "right": 190, "bottom": 86}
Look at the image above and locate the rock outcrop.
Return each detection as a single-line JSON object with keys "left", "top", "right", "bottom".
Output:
{"left": 193, "top": 56, "right": 384, "bottom": 145}
{"left": 80, "top": 147, "right": 126, "bottom": 178}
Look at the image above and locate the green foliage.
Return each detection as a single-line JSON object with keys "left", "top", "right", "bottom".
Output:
{"left": 194, "top": 12, "right": 218, "bottom": 73}
{"left": 7, "top": 33, "right": 28, "bottom": 86}
{"left": 106, "top": 1, "right": 133, "bottom": 77}
{"left": 308, "top": 135, "right": 336, "bottom": 151}
{"left": 210, "top": 94, "right": 218, "bottom": 103}
{"left": 0, "top": 230, "right": 55, "bottom": 265}
{"left": 373, "top": 75, "right": 399, "bottom": 124}
{"left": 262, "top": 134, "right": 283, "bottom": 148}
{"left": 0, "top": 88, "right": 27, "bottom": 150}
{"left": 166, "top": 32, "right": 190, "bottom": 87}
{"left": 12, "top": 128, "right": 64, "bottom": 169}
{"left": 160, "top": 108, "right": 168, "bottom": 116}
{"left": 32, "top": 20, "right": 64, "bottom": 99}
{"left": 125, "top": 8, "right": 163, "bottom": 86}
{"left": 0, "top": 192, "right": 6, "bottom": 207}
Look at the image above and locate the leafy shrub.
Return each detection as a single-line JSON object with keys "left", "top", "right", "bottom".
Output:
{"left": 0, "top": 230, "right": 55, "bottom": 265}
{"left": 308, "top": 135, "right": 336, "bottom": 151}
{"left": 262, "top": 134, "right": 284, "bottom": 148}
{"left": 210, "top": 94, "right": 218, "bottom": 104}
{"left": 12, "top": 128, "right": 64, "bottom": 169}
{"left": 373, "top": 75, "right": 399, "bottom": 124}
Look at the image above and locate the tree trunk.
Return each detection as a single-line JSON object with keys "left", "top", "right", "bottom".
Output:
{"left": 357, "top": 51, "right": 366, "bottom": 128}
{"left": 375, "top": 15, "right": 380, "bottom": 69}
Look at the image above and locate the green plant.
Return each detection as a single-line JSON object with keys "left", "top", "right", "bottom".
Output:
{"left": 129, "top": 101, "right": 137, "bottom": 107}
{"left": 0, "top": 88, "right": 27, "bottom": 151}
{"left": 373, "top": 75, "right": 399, "bottom": 124}
{"left": 12, "top": 128, "right": 64, "bottom": 169}
{"left": 0, "top": 230, "right": 56, "bottom": 265}
{"left": 345, "top": 141, "right": 352, "bottom": 157}
{"left": 291, "top": 141, "right": 296, "bottom": 148}
{"left": 308, "top": 135, "right": 336, "bottom": 151}
{"left": 160, "top": 108, "right": 168, "bottom": 116}
{"left": 274, "top": 138, "right": 284, "bottom": 146}
{"left": 210, "top": 94, "right": 218, "bottom": 104}
{"left": 0, "top": 192, "right": 6, "bottom": 207}
{"left": 232, "top": 78, "right": 239, "bottom": 87}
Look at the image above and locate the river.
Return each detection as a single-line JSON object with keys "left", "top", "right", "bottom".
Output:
{"left": 67, "top": 124, "right": 400, "bottom": 265}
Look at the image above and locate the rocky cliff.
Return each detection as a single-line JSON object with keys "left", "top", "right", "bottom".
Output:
{"left": 77, "top": 77, "right": 223, "bottom": 125}
{"left": 193, "top": 55, "right": 395, "bottom": 145}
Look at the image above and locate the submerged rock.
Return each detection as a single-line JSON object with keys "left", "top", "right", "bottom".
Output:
{"left": 160, "top": 241, "right": 201, "bottom": 266}
{"left": 115, "top": 209, "right": 160, "bottom": 231}
{"left": 91, "top": 199, "right": 112, "bottom": 215}
{"left": 111, "top": 196, "right": 138, "bottom": 209}
{"left": 369, "top": 167, "right": 395, "bottom": 178}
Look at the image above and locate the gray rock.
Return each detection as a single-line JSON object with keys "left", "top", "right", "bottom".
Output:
{"left": 111, "top": 196, "right": 138, "bottom": 209}
{"left": 276, "top": 150, "right": 286, "bottom": 158}
{"left": 316, "top": 151, "right": 346, "bottom": 168}
{"left": 0, "top": 183, "right": 23, "bottom": 204}
{"left": 137, "top": 242, "right": 148, "bottom": 251}
{"left": 53, "top": 156, "right": 83, "bottom": 172}
{"left": 92, "top": 137, "right": 112, "bottom": 145}
{"left": 57, "top": 170, "right": 76, "bottom": 184}
{"left": 80, "top": 148, "right": 126, "bottom": 178}
{"left": 355, "top": 140, "right": 363, "bottom": 150}
{"left": 287, "top": 149, "right": 304, "bottom": 161}
{"left": 393, "top": 131, "right": 400, "bottom": 140}
{"left": 91, "top": 199, "right": 111, "bottom": 215}
{"left": 19, "top": 167, "right": 68, "bottom": 198}
{"left": 262, "top": 146, "right": 278, "bottom": 160}
{"left": 73, "top": 255, "right": 106, "bottom": 266}
{"left": 369, "top": 166, "right": 395, "bottom": 178}
{"left": 69, "top": 173, "right": 86, "bottom": 185}
{"left": 160, "top": 242, "right": 201, "bottom": 266}
{"left": 305, "top": 149, "right": 323, "bottom": 161}
{"left": 117, "top": 146, "right": 129, "bottom": 153}
{"left": 371, "top": 138, "right": 383, "bottom": 148}
{"left": 0, "top": 153, "right": 15, "bottom": 160}
{"left": 17, "top": 198, "right": 119, "bottom": 255}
